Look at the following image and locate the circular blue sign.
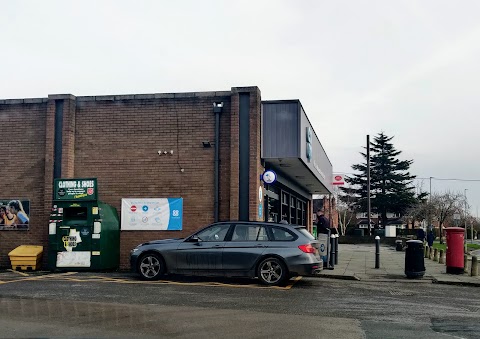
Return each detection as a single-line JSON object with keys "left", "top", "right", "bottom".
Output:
{"left": 142, "top": 205, "right": 149, "bottom": 212}
{"left": 262, "top": 170, "right": 277, "bottom": 184}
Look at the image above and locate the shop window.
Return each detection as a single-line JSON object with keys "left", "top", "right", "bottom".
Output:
{"left": 281, "top": 192, "right": 289, "bottom": 222}
{"left": 290, "top": 197, "right": 296, "bottom": 224}
{"left": 267, "top": 197, "right": 279, "bottom": 223}
{"left": 302, "top": 202, "right": 306, "bottom": 226}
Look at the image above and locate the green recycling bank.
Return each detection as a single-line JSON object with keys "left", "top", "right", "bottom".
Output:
{"left": 48, "top": 178, "right": 120, "bottom": 270}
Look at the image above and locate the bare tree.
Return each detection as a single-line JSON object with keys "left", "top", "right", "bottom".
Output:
{"left": 404, "top": 202, "right": 428, "bottom": 228}
{"left": 335, "top": 186, "right": 357, "bottom": 236}
{"left": 430, "top": 192, "right": 465, "bottom": 244}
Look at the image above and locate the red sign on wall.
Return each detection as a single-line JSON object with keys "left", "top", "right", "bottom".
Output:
{"left": 332, "top": 174, "right": 345, "bottom": 186}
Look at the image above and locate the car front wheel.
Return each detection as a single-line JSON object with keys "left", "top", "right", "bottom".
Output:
{"left": 257, "top": 257, "right": 287, "bottom": 286}
{"left": 138, "top": 253, "right": 165, "bottom": 280}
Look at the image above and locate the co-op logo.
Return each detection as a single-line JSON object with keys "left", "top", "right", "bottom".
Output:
{"left": 306, "top": 126, "right": 312, "bottom": 162}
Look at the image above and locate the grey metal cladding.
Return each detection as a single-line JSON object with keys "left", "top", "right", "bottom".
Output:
{"left": 262, "top": 102, "right": 299, "bottom": 158}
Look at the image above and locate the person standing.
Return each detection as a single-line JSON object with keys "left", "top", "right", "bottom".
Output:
{"left": 427, "top": 230, "right": 435, "bottom": 248}
{"left": 315, "top": 209, "right": 330, "bottom": 234}
{"left": 417, "top": 227, "right": 426, "bottom": 243}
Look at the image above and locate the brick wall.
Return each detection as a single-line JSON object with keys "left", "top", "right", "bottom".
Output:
{"left": 1, "top": 87, "right": 324, "bottom": 270}
{"left": 73, "top": 93, "right": 234, "bottom": 268}
{"left": 0, "top": 100, "right": 48, "bottom": 267}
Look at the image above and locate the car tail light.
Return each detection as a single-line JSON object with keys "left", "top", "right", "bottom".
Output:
{"left": 298, "top": 244, "right": 316, "bottom": 254}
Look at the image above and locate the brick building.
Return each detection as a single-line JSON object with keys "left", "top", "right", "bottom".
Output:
{"left": 0, "top": 86, "right": 333, "bottom": 269}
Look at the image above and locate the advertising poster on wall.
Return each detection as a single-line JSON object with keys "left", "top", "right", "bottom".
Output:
{"left": 0, "top": 199, "right": 30, "bottom": 230}
{"left": 121, "top": 198, "right": 183, "bottom": 231}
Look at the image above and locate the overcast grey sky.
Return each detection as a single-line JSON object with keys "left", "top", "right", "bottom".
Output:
{"left": 2, "top": 0, "right": 480, "bottom": 215}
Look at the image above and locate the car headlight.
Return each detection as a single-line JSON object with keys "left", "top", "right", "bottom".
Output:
{"left": 130, "top": 248, "right": 140, "bottom": 255}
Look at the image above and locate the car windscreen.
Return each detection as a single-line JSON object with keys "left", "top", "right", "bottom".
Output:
{"left": 296, "top": 227, "right": 315, "bottom": 240}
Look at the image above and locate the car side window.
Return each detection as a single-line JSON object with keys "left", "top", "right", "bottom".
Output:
{"left": 231, "top": 225, "right": 268, "bottom": 241}
{"left": 196, "top": 224, "right": 230, "bottom": 242}
{"left": 271, "top": 227, "right": 295, "bottom": 241}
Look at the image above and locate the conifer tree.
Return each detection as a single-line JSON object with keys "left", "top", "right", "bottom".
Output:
{"left": 343, "top": 132, "right": 418, "bottom": 228}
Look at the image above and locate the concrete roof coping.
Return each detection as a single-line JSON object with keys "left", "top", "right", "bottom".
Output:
{"left": 1, "top": 90, "right": 233, "bottom": 105}
{"left": 114, "top": 95, "right": 136, "bottom": 100}
{"left": 215, "top": 91, "right": 232, "bottom": 96}
{"left": 95, "top": 95, "right": 115, "bottom": 101}
{"left": 4, "top": 99, "right": 24, "bottom": 104}
{"left": 174, "top": 92, "right": 196, "bottom": 98}
{"left": 77, "top": 96, "right": 96, "bottom": 102}
{"left": 48, "top": 94, "right": 76, "bottom": 100}
{"left": 154, "top": 93, "right": 175, "bottom": 99}
{"left": 24, "top": 98, "right": 45, "bottom": 104}
{"left": 134, "top": 94, "right": 155, "bottom": 99}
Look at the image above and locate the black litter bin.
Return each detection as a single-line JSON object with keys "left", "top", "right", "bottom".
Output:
{"left": 405, "top": 240, "right": 425, "bottom": 278}
{"left": 395, "top": 240, "right": 403, "bottom": 251}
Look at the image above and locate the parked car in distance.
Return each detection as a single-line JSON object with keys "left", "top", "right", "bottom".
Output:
{"left": 130, "top": 221, "right": 322, "bottom": 286}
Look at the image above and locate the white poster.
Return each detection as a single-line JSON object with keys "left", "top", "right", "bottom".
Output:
{"left": 121, "top": 198, "right": 183, "bottom": 231}
{"left": 56, "top": 251, "right": 91, "bottom": 267}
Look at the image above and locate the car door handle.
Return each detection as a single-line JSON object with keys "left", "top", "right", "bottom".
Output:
{"left": 213, "top": 244, "right": 223, "bottom": 248}
{"left": 255, "top": 244, "right": 266, "bottom": 248}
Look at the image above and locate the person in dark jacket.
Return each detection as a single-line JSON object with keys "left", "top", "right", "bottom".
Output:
{"left": 315, "top": 209, "right": 330, "bottom": 234}
{"left": 427, "top": 230, "right": 435, "bottom": 248}
{"left": 417, "top": 228, "right": 426, "bottom": 242}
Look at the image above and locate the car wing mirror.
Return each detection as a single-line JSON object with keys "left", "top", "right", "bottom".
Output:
{"left": 190, "top": 235, "right": 201, "bottom": 243}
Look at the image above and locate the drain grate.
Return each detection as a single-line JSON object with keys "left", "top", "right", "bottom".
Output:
{"left": 389, "top": 290, "right": 415, "bottom": 296}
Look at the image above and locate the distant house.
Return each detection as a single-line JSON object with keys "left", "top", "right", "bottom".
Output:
{"left": 355, "top": 212, "right": 403, "bottom": 229}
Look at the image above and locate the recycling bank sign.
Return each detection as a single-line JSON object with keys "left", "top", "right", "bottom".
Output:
{"left": 121, "top": 198, "right": 183, "bottom": 231}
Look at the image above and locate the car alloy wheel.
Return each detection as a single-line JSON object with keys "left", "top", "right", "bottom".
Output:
{"left": 258, "top": 257, "right": 286, "bottom": 286}
{"left": 138, "top": 253, "right": 164, "bottom": 280}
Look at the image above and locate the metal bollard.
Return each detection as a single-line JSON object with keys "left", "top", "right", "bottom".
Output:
{"left": 335, "top": 234, "right": 339, "bottom": 265}
{"left": 439, "top": 249, "right": 445, "bottom": 264}
{"left": 434, "top": 248, "right": 439, "bottom": 262}
{"left": 329, "top": 234, "right": 335, "bottom": 269}
{"left": 471, "top": 256, "right": 478, "bottom": 276}
{"left": 375, "top": 236, "right": 380, "bottom": 269}
{"left": 464, "top": 254, "right": 469, "bottom": 274}
{"left": 424, "top": 245, "right": 429, "bottom": 258}
{"left": 429, "top": 247, "right": 434, "bottom": 260}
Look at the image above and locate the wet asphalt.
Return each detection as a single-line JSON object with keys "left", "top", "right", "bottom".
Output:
{"left": 0, "top": 270, "right": 480, "bottom": 338}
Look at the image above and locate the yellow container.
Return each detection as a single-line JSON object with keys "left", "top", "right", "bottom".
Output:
{"left": 8, "top": 245, "right": 43, "bottom": 271}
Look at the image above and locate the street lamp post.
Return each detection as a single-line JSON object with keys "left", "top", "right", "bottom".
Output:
{"left": 464, "top": 189, "right": 470, "bottom": 244}
{"left": 428, "top": 177, "right": 433, "bottom": 230}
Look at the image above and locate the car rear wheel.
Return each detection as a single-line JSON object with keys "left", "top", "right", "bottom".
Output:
{"left": 138, "top": 253, "right": 165, "bottom": 280}
{"left": 257, "top": 257, "right": 287, "bottom": 286}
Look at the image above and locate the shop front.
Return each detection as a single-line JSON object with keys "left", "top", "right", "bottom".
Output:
{"left": 261, "top": 100, "right": 333, "bottom": 231}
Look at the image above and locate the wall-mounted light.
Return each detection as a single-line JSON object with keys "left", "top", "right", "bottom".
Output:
{"left": 213, "top": 102, "right": 224, "bottom": 113}
{"left": 202, "top": 141, "right": 212, "bottom": 148}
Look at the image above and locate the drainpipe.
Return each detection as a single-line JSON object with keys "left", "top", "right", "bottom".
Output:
{"left": 213, "top": 102, "right": 223, "bottom": 222}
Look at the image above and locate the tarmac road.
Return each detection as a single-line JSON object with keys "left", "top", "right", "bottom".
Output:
{"left": 0, "top": 271, "right": 480, "bottom": 338}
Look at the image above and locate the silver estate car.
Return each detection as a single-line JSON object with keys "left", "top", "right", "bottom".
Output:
{"left": 130, "top": 221, "right": 322, "bottom": 286}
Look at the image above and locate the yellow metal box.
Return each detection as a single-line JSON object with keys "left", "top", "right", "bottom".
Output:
{"left": 8, "top": 245, "right": 43, "bottom": 271}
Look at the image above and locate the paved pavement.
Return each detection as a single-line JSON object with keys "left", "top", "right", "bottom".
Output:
{"left": 319, "top": 243, "right": 480, "bottom": 286}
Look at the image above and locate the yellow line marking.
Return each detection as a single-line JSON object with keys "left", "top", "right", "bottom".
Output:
{"left": 0, "top": 271, "right": 298, "bottom": 290}
{"left": 284, "top": 276, "right": 302, "bottom": 290}
{"left": 0, "top": 272, "right": 79, "bottom": 285}
{"left": 7, "top": 269, "right": 29, "bottom": 277}
{"left": 41, "top": 276, "right": 297, "bottom": 290}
